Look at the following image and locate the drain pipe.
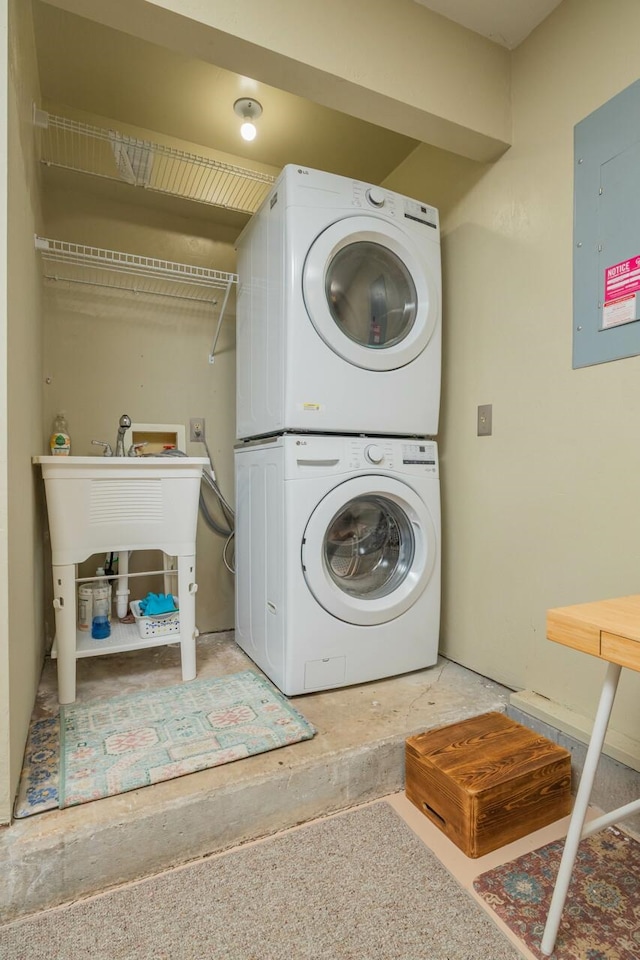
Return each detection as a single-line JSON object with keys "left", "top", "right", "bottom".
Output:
{"left": 116, "top": 551, "right": 130, "bottom": 619}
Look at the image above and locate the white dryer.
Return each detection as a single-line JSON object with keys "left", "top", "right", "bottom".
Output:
{"left": 234, "top": 433, "right": 440, "bottom": 695}
{"left": 236, "top": 165, "right": 441, "bottom": 440}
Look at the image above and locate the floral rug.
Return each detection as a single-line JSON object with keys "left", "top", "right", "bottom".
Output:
{"left": 13, "top": 716, "right": 60, "bottom": 818}
{"left": 473, "top": 826, "right": 640, "bottom": 959}
{"left": 14, "top": 671, "right": 315, "bottom": 814}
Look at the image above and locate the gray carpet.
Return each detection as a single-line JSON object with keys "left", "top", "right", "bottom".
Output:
{"left": 0, "top": 802, "right": 519, "bottom": 959}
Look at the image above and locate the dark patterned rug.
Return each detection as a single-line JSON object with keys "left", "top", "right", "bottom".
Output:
{"left": 474, "top": 826, "right": 640, "bottom": 959}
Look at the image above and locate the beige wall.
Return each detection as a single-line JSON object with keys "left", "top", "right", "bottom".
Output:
{"left": 433, "top": 0, "right": 640, "bottom": 748}
{"left": 2, "top": 0, "right": 44, "bottom": 823}
{"left": 0, "top": 0, "right": 8, "bottom": 824}
{"left": 383, "top": 141, "right": 488, "bottom": 223}
{"left": 44, "top": 0, "right": 510, "bottom": 162}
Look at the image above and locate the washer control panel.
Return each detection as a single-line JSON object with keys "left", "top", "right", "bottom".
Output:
{"left": 364, "top": 443, "right": 384, "bottom": 463}
{"left": 402, "top": 441, "right": 436, "bottom": 465}
{"left": 345, "top": 437, "right": 438, "bottom": 476}
{"left": 286, "top": 435, "right": 438, "bottom": 478}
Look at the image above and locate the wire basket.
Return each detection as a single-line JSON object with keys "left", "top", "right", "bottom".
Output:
{"left": 130, "top": 599, "right": 180, "bottom": 639}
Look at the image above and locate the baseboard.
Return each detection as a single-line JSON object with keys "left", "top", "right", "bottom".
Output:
{"left": 510, "top": 690, "right": 640, "bottom": 773}
{"left": 507, "top": 695, "right": 640, "bottom": 833}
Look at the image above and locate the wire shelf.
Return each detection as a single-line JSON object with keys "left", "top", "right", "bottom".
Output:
{"left": 35, "top": 109, "right": 275, "bottom": 215}
{"left": 36, "top": 236, "right": 237, "bottom": 303}
{"left": 36, "top": 236, "right": 237, "bottom": 362}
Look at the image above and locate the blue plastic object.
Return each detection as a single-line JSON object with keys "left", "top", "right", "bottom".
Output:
{"left": 91, "top": 615, "right": 111, "bottom": 640}
{"left": 138, "top": 593, "right": 177, "bottom": 616}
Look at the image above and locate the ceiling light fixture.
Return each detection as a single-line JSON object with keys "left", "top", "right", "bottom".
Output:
{"left": 233, "top": 98, "right": 263, "bottom": 142}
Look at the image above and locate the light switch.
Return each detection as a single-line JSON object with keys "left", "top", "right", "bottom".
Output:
{"left": 477, "top": 404, "right": 492, "bottom": 437}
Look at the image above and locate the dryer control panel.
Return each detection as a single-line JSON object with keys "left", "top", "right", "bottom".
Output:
{"left": 403, "top": 198, "right": 438, "bottom": 230}
{"left": 350, "top": 181, "right": 438, "bottom": 231}
{"left": 352, "top": 181, "right": 398, "bottom": 217}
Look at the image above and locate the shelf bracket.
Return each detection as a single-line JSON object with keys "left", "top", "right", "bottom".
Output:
{"left": 208, "top": 278, "right": 235, "bottom": 364}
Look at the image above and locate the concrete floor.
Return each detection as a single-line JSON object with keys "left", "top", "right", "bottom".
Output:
{"left": 2, "top": 632, "right": 512, "bottom": 922}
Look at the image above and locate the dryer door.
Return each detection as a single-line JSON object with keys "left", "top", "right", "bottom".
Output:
{"left": 302, "top": 216, "right": 439, "bottom": 371}
{"left": 301, "top": 476, "right": 437, "bottom": 626}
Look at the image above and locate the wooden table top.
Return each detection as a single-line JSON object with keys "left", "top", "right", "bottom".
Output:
{"left": 547, "top": 594, "right": 640, "bottom": 671}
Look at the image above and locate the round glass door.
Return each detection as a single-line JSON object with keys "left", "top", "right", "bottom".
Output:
{"left": 302, "top": 475, "right": 437, "bottom": 626}
{"left": 326, "top": 242, "right": 417, "bottom": 349}
{"left": 303, "top": 216, "right": 439, "bottom": 372}
{"left": 324, "top": 495, "right": 415, "bottom": 599}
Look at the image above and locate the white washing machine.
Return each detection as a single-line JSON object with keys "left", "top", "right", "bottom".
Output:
{"left": 236, "top": 165, "right": 441, "bottom": 440}
{"left": 234, "top": 433, "right": 440, "bottom": 695}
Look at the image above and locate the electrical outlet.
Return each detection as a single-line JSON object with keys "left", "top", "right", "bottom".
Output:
{"left": 189, "top": 418, "right": 206, "bottom": 442}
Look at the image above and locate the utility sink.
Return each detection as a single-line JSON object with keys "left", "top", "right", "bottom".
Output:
{"left": 33, "top": 455, "right": 209, "bottom": 703}
{"left": 33, "top": 456, "right": 209, "bottom": 564}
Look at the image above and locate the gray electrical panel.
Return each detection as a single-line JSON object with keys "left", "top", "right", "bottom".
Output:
{"left": 574, "top": 79, "right": 640, "bottom": 368}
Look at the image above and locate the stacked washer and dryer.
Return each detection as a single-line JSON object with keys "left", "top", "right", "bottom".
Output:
{"left": 234, "top": 165, "right": 442, "bottom": 696}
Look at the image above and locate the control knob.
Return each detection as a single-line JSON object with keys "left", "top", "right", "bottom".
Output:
{"left": 365, "top": 443, "right": 384, "bottom": 464}
{"left": 366, "top": 187, "right": 385, "bottom": 207}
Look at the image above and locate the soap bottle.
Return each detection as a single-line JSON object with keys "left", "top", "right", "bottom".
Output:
{"left": 91, "top": 566, "right": 112, "bottom": 639}
{"left": 50, "top": 412, "right": 71, "bottom": 456}
{"left": 94, "top": 566, "right": 112, "bottom": 622}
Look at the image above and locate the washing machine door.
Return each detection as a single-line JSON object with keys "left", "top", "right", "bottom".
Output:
{"left": 302, "top": 216, "right": 439, "bottom": 371}
{"left": 301, "top": 476, "right": 437, "bottom": 626}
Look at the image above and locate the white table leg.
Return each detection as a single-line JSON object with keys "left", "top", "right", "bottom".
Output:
{"left": 52, "top": 563, "right": 78, "bottom": 704}
{"left": 177, "top": 554, "right": 197, "bottom": 682}
{"left": 541, "top": 661, "right": 622, "bottom": 955}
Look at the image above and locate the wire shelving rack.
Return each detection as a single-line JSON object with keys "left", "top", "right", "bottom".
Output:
{"left": 35, "top": 236, "right": 237, "bottom": 363}
{"left": 35, "top": 108, "right": 275, "bottom": 215}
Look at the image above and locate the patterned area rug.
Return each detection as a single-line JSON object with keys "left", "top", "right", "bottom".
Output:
{"left": 13, "top": 716, "right": 60, "bottom": 818}
{"left": 473, "top": 826, "right": 640, "bottom": 959}
{"left": 14, "top": 671, "right": 315, "bottom": 814}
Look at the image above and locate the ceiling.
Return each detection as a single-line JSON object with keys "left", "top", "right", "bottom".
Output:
{"left": 413, "top": 0, "right": 563, "bottom": 49}
{"left": 32, "top": 2, "right": 419, "bottom": 186}
{"left": 33, "top": 1, "right": 563, "bottom": 192}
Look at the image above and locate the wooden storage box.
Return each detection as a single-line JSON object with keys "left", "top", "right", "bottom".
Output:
{"left": 405, "top": 712, "right": 572, "bottom": 858}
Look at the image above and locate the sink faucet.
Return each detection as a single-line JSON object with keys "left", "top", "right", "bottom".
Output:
{"left": 91, "top": 440, "right": 113, "bottom": 456}
{"left": 115, "top": 414, "right": 132, "bottom": 457}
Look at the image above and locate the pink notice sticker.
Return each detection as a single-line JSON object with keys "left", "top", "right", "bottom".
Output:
{"left": 604, "top": 256, "right": 640, "bottom": 302}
